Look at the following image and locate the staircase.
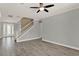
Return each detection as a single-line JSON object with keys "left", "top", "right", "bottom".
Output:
{"left": 15, "top": 17, "right": 33, "bottom": 41}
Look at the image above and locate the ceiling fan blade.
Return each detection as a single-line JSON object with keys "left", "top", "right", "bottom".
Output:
{"left": 44, "top": 9, "right": 48, "bottom": 12}
{"left": 44, "top": 4, "right": 54, "bottom": 8}
{"left": 37, "top": 10, "right": 40, "bottom": 13}
{"left": 30, "top": 7, "right": 39, "bottom": 9}
{"left": 40, "top": 3, "right": 43, "bottom": 7}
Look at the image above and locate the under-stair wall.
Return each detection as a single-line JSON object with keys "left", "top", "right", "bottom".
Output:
{"left": 15, "top": 17, "right": 41, "bottom": 42}
{"left": 16, "top": 21, "right": 41, "bottom": 42}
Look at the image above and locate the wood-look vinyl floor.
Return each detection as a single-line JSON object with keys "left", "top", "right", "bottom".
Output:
{"left": 0, "top": 37, "right": 79, "bottom": 56}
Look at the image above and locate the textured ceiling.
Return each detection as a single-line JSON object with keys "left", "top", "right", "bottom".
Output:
{"left": 0, "top": 3, "right": 79, "bottom": 23}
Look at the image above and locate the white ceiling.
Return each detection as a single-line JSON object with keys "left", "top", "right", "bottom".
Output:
{"left": 0, "top": 3, "right": 79, "bottom": 23}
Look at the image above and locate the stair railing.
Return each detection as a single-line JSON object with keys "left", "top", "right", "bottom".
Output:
{"left": 15, "top": 20, "right": 33, "bottom": 40}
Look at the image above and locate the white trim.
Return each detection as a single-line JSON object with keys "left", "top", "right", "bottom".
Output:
{"left": 42, "top": 39, "right": 79, "bottom": 51}
{"left": 16, "top": 37, "right": 41, "bottom": 42}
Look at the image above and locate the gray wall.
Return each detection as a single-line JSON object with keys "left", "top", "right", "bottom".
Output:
{"left": 41, "top": 8, "right": 79, "bottom": 48}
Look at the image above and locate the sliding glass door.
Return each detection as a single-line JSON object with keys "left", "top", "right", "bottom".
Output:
{"left": 3, "top": 23, "right": 14, "bottom": 37}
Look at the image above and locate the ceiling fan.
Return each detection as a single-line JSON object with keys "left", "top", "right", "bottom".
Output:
{"left": 30, "top": 3, "right": 54, "bottom": 13}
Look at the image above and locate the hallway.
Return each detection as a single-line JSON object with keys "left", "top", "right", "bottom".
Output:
{"left": 0, "top": 37, "right": 79, "bottom": 56}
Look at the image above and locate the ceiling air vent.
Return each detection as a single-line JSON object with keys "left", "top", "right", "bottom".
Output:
{"left": 8, "top": 15, "right": 13, "bottom": 18}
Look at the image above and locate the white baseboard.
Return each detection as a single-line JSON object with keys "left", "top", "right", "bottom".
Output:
{"left": 42, "top": 39, "right": 79, "bottom": 51}
{"left": 16, "top": 37, "right": 41, "bottom": 42}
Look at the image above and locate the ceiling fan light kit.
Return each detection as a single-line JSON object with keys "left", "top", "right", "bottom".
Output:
{"left": 30, "top": 3, "right": 54, "bottom": 13}
{"left": 39, "top": 7, "right": 44, "bottom": 11}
